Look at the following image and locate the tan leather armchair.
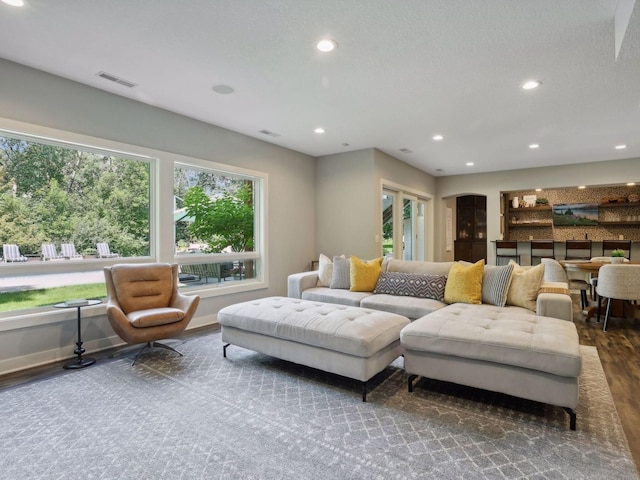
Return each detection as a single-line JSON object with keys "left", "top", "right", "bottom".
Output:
{"left": 104, "top": 263, "right": 200, "bottom": 364}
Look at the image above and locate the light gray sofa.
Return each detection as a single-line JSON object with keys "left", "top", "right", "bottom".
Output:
{"left": 288, "top": 258, "right": 573, "bottom": 322}
{"left": 288, "top": 258, "right": 581, "bottom": 429}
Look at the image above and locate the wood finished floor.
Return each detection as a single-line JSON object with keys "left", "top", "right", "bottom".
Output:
{"left": 1, "top": 308, "right": 639, "bottom": 474}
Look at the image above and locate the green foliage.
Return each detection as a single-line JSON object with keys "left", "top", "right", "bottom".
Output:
{"left": 0, "top": 135, "right": 150, "bottom": 256}
{"left": 184, "top": 182, "right": 254, "bottom": 253}
{"left": 611, "top": 249, "right": 626, "bottom": 257}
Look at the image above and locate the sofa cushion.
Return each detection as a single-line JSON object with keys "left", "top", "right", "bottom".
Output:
{"left": 219, "top": 297, "right": 410, "bottom": 358}
{"left": 373, "top": 272, "right": 447, "bottom": 301}
{"left": 444, "top": 260, "right": 484, "bottom": 305}
{"left": 361, "top": 294, "right": 446, "bottom": 320}
{"left": 316, "top": 253, "right": 333, "bottom": 287}
{"left": 350, "top": 256, "right": 383, "bottom": 292}
{"left": 482, "top": 263, "right": 514, "bottom": 307}
{"left": 301, "top": 287, "right": 372, "bottom": 306}
{"left": 507, "top": 261, "right": 545, "bottom": 311}
{"left": 401, "top": 303, "right": 581, "bottom": 377}
{"left": 330, "top": 256, "right": 351, "bottom": 289}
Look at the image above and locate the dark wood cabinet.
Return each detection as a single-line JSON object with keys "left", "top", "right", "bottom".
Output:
{"left": 454, "top": 195, "right": 487, "bottom": 262}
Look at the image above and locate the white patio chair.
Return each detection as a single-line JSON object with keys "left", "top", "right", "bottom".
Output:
{"left": 96, "top": 242, "right": 119, "bottom": 258}
{"left": 3, "top": 244, "right": 28, "bottom": 262}
{"left": 596, "top": 264, "right": 640, "bottom": 331}
{"left": 41, "top": 243, "right": 65, "bottom": 261}
{"left": 61, "top": 243, "right": 83, "bottom": 260}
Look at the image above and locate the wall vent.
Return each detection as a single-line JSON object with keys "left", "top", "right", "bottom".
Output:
{"left": 259, "top": 129, "right": 281, "bottom": 137}
{"left": 97, "top": 71, "right": 137, "bottom": 88}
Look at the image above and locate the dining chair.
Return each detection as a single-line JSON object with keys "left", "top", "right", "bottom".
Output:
{"left": 595, "top": 264, "right": 640, "bottom": 331}
{"left": 495, "top": 240, "right": 520, "bottom": 265}
{"left": 530, "top": 239, "right": 555, "bottom": 265}
{"left": 602, "top": 240, "right": 631, "bottom": 259}
{"left": 564, "top": 240, "right": 593, "bottom": 301}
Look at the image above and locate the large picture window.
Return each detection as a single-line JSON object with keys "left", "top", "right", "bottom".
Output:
{"left": 0, "top": 131, "right": 152, "bottom": 314}
{"left": 174, "top": 164, "right": 262, "bottom": 290}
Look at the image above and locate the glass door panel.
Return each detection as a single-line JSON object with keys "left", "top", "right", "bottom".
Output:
{"left": 382, "top": 191, "right": 395, "bottom": 257}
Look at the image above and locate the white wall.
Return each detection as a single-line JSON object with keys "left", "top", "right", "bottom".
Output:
{"left": 0, "top": 59, "right": 316, "bottom": 374}
{"left": 434, "top": 158, "right": 640, "bottom": 263}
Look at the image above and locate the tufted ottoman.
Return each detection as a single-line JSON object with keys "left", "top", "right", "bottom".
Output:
{"left": 401, "top": 303, "right": 582, "bottom": 429}
{"left": 218, "top": 296, "right": 410, "bottom": 401}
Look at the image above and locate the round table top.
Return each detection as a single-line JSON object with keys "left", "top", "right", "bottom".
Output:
{"left": 560, "top": 260, "right": 639, "bottom": 273}
{"left": 54, "top": 299, "right": 103, "bottom": 309}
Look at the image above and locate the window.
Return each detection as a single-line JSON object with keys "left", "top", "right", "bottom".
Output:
{"left": 0, "top": 130, "right": 152, "bottom": 314}
{"left": 173, "top": 163, "right": 264, "bottom": 290}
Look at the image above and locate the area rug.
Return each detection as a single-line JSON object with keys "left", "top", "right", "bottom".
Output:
{"left": 0, "top": 330, "right": 637, "bottom": 480}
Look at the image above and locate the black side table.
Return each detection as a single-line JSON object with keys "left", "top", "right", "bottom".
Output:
{"left": 55, "top": 299, "right": 102, "bottom": 369}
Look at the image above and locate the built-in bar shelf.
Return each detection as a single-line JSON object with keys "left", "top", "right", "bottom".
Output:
{"left": 599, "top": 221, "right": 640, "bottom": 226}
{"left": 599, "top": 202, "right": 640, "bottom": 208}
{"left": 509, "top": 223, "right": 553, "bottom": 228}
{"left": 509, "top": 206, "right": 552, "bottom": 212}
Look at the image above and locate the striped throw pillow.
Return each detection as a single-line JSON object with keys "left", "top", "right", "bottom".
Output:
{"left": 482, "top": 263, "right": 515, "bottom": 306}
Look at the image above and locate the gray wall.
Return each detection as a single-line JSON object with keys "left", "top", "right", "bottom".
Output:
{"left": 0, "top": 59, "right": 316, "bottom": 373}
{"left": 316, "top": 148, "right": 436, "bottom": 260}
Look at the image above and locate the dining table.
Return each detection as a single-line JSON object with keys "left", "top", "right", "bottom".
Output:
{"left": 560, "top": 259, "right": 640, "bottom": 320}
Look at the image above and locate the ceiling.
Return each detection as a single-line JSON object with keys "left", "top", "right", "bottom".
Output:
{"left": 1, "top": 0, "right": 639, "bottom": 177}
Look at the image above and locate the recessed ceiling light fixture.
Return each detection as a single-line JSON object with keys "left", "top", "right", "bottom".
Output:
{"left": 615, "top": 144, "right": 627, "bottom": 149}
{"left": 314, "top": 127, "right": 325, "bottom": 134}
{"left": 522, "top": 80, "right": 541, "bottom": 90}
{"left": 316, "top": 38, "right": 337, "bottom": 52}
{"left": 2, "top": 0, "right": 24, "bottom": 6}
{"left": 578, "top": 185, "right": 586, "bottom": 189}
{"left": 529, "top": 143, "right": 540, "bottom": 149}
{"left": 212, "top": 84, "right": 234, "bottom": 95}
{"left": 535, "top": 188, "right": 542, "bottom": 192}
{"left": 432, "top": 134, "right": 444, "bottom": 141}
{"left": 466, "top": 162, "right": 474, "bottom": 167}
{"left": 627, "top": 182, "right": 636, "bottom": 186}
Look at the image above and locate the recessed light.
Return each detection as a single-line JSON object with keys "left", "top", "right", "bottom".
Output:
{"left": 212, "top": 84, "right": 234, "bottom": 95}
{"left": 2, "top": 0, "right": 24, "bottom": 6}
{"left": 522, "top": 80, "right": 541, "bottom": 90}
{"left": 578, "top": 185, "right": 586, "bottom": 189}
{"left": 316, "top": 39, "right": 337, "bottom": 52}
{"left": 314, "top": 127, "right": 325, "bottom": 134}
{"left": 535, "top": 188, "right": 542, "bottom": 192}
{"left": 432, "top": 134, "right": 444, "bottom": 141}
{"left": 466, "top": 162, "right": 474, "bottom": 167}
{"left": 529, "top": 143, "right": 539, "bottom": 149}
{"left": 627, "top": 182, "right": 636, "bottom": 186}
{"left": 615, "top": 144, "right": 627, "bottom": 149}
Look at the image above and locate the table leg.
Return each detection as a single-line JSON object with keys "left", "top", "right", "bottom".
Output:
{"left": 63, "top": 306, "right": 96, "bottom": 369}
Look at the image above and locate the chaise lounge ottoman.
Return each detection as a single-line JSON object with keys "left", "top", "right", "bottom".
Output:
{"left": 401, "top": 303, "right": 582, "bottom": 429}
{"left": 218, "top": 296, "right": 410, "bottom": 401}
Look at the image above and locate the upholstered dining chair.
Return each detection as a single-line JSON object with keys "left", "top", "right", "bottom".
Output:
{"left": 104, "top": 263, "right": 200, "bottom": 364}
{"left": 595, "top": 264, "right": 640, "bottom": 332}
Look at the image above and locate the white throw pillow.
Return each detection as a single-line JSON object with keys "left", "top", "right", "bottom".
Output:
{"left": 316, "top": 254, "right": 333, "bottom": 287}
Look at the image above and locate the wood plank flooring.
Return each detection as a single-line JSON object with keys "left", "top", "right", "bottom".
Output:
{"left": 574, "top": 299, "right": 640, "bottom": 474}
{"left": 1, "top": 311, "right": 639, "bottom": 474}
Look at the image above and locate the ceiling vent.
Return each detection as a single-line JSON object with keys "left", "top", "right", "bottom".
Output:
{"left": 259, "top": 129, "right": 281, "bottom": 138}
{"left": 97, "top": 71, "right": 137, "bottom": 88}
{"left": 399, "top": 148, "right": 413, "bottom": 154}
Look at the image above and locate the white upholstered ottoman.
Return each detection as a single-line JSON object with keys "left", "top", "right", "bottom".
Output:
{"left": 218, "top": 296, "right": 410, "bottom": 401}
{"left": 401, "top": 303, "right": 582, "bottom": 429}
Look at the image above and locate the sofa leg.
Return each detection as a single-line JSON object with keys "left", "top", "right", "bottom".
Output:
{"left": 563, "top": 407, "right": 577, "bottom": 430}
{"left": 223, "top": 343, "right": 230, "bottom": 358}
{"left": 408, "top": 374, "right": 418, "bottom": 393}
{"left": 362, "top": 381, "right": 367, "bottom": 402}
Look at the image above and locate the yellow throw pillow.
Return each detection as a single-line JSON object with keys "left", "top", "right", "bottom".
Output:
{"left": 506, "top": 261, "right": 545, "bottom": 311}
{"left": 350, "top": 256, "right": 383, "bottom": 292}
{"left": 444, "top": 259, "right": 485, "bottom": 304}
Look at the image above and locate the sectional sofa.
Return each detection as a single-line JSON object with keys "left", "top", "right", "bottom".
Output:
{"left": 285, "top": 256, "right": 581, "bottom": 429}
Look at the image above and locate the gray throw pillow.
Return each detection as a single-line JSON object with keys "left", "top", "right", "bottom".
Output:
{"left": 373, "top": 272, "right": 447, "bottom": 300}
{"left": 329, "top": 256, "right": 351, "bottom": 289}
{"left": 482, "top": 263, "right": 515, "bottom": 306}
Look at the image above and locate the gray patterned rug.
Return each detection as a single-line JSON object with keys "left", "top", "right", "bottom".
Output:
{"left": 0, "top": 330, "right": 637, "bottom": 480}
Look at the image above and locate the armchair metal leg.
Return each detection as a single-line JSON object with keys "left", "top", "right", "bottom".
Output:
{"left": 131, "top": 341, "right": 183, "bottom": 365}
